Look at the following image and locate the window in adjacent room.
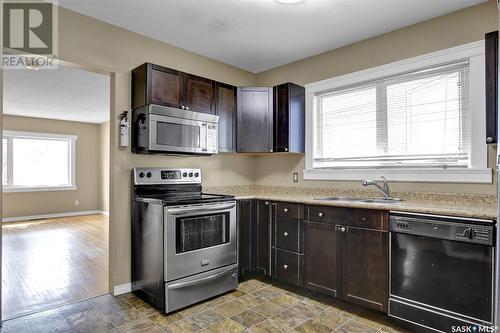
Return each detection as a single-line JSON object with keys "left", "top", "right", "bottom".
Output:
{"left": 2, "top": 131, "right": 77, "bottom": 192}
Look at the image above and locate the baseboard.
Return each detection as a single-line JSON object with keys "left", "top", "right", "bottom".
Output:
{"left": 2, "top": 210, "right": 107, "bottom": 223}
{"left": 113, "top": 283, "right": 132, "bottom": 296}
{"left": 102, "top": 211, "right": 110, "bottom": 216}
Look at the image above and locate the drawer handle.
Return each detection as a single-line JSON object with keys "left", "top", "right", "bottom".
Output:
{"left": 340, "top": 226, "right": 346, "bottom": 232}
{"left": 283, "top": 232, "right": 289, "bottom": 237}
{"left": 283, "top": 208, "right": 289, "bottom": 213}
{"left": 318, "top": 212, "right": 324, "bottom": 217}
{"left": 283, "top": 264, "right": 288, "bottom": 270}
{"left": 265, "top": 201, "right": 269, "bottom": 206}
{"left": 362, "top": 217, "right": 366, "bottom": 222}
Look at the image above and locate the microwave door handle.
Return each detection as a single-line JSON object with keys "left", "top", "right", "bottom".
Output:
{"left": 200, "top": 123, "right": 207, "bottom": 151}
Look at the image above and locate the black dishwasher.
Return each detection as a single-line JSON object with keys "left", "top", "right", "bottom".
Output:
{"left": 389, "top": 212, "right": 495, "bottom": 333}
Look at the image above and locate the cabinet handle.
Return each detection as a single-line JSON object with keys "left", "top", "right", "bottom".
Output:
{"left": 361, "top": 217, "right": 366, "bottom": 222}
{"left": 487, "top": 136, "right": 494, "bottom": 143}
{"left": 185, "top": 106, "right": 190, "bottom": 110}
{"left": 318, "top": 212, "right": 324, "bottom": 217}
{"left": 283, "top": 232, "right": 288, "bottom": 237}
{"left": 181, "top": 105, "right": 185, "bottom": 110}
{"left": 283, "top": 264, "right": 288, "bottom": 270}
{"left": 264, "top": 201, "right": 269, "bottom": 206}
{"left": 283, "top": 208, "right": 289, "bottom": 213}
{"left": 340, "top": 226, "right": 346, "bottom": 232}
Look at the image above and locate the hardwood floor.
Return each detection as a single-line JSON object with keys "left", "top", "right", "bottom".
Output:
{"left": 2, "top": 214, "right": 109, "bottom": 320}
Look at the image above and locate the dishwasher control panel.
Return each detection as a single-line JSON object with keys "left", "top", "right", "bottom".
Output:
{"left": 390, "top": 213, "right": 494, "bottom": 246}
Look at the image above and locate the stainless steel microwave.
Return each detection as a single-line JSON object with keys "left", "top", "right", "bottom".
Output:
{"left": 132, "top": 105, "right": 218, "bottom": 155}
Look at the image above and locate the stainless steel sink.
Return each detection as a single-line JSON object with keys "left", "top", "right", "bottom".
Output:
{"left": 316, "top": 197, "right": 403, "bottom": 203}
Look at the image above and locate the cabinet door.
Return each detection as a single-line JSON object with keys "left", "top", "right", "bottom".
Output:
{"left": 236, "top": 87, "right": 273, "bottom": 152}
{"left": 273, "top": 83, "right": 305, "bottom": 153}
{"left": 237, "top": 199, "right": 254, "bottom": 277}
{"left": 255, "top": 200, "right": 271, "bottom": 276}
{"left": 485, "top": 31, "right": 498, "bottom": 144}
{"left": 215, "top": 82, "right": 236, "bottom": 152}
{"left": 150, "top": 65, "right": 183, "bottom": 109}
{"left": 303, "top": 221, "right": 338, "bottom": 297}
{"left": 341, "top": 226, "right": 388, "bottom": 312}
{"left": 183, "top": 73, "right": 215, "bottom": 114}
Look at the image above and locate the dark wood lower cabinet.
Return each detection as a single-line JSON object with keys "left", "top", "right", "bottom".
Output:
{"left": 274, "top": 249, "right": 303, "bottom": 287}
{"left": 255, "top": 200, "right": 271, "bottom": 275}
{"left": 303, "top": 221, "right": 338, "bottom": 297}
{"left": 237, "top": 199, "right": 255, "bottom": 277}
{"left": 341, "top": 226, "right": 389, "bottom": 312}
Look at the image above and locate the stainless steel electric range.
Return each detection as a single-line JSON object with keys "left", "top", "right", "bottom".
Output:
{"left": 131, "top": 168, "right": 237, "bottom": 313}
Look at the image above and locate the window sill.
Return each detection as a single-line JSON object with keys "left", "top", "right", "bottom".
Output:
{"left": 303, "top": 168, "right": 492, "bottom": 183}
{"left": 3, "top": 185, "right": 78, "bottom": 193}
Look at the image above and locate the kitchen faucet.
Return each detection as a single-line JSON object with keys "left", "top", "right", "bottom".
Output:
{"left": 361, "top": 176, "right": 390, "bottom": 199}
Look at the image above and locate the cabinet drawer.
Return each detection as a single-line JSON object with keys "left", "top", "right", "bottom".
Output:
{"left": 276, "top": 202, "right": 303, "bottom": 219}
{"left": 306, "top": 206, "right": 388, "bottom": 230}
{"left": 275, "top": 249, "right": 302, "bottom": 287}
{"left": 275, "top": 217, "right": 302, "bottom": 253}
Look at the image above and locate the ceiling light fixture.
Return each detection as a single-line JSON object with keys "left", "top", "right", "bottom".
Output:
{"left": 276, "top": 0, "right": 304, "bottom": 4}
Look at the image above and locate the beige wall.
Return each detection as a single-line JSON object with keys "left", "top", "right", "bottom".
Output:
{"left": 2, "top": 115, "right": 104, "bottom": 217}
{"left": 100, "top": 122, "right": 110, "bottom": 212}
{"left": 254, "top": 0, "right": 498, "bottom": 195}
{"left": 55, "top": 6, "right": 258, "bottom": 288}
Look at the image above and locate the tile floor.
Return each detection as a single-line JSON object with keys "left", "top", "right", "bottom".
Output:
{"left": 0, "top": 278, "right": 410, "bottom": 333}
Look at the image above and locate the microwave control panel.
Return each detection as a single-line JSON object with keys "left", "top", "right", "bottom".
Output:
{"left": 206, "top": 124, "right": 218, "bottom": 153}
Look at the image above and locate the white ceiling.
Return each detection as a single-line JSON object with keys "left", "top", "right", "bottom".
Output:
{"left": 58, "top": 0, "right": 487, "bottom": 73}
{"left": 3, "top": 65, "right": 110, "bottom": 124}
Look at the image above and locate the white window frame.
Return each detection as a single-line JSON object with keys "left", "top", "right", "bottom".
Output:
{"left": 3, "top": 131, "right": 78, "bottom": 192}
{"left": 304, "top": 41, "right": 491, "bottom": 183}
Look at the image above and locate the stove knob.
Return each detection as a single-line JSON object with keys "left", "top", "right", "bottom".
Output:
{"left": 194, "top": 172, "right": 199, "bottom": 177}
{"left": 146, "top": 172, "right": 152, "bottom": 178}
{"left": 463, "top": 228, "right": 476, "bottom": 239}
{"left": 189, "top": 172, "right": 193, "bottom": 177}
{"left": 139, "top": 172, "right": 145, "bottom": 178}
{"left": 183, "top": 172, "right": 187, "bottom": 178}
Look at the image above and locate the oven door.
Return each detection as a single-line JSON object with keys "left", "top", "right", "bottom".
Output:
{"left": 390, "top": 232, "right": 494, "bottom": 327}
{"left": 164, "top": 202, "right": 237, "bottom": 281}
{"left": 150, "top": 114, "right": 207, "bottom": 154}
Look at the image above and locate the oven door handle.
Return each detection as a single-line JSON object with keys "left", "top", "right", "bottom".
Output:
{"left": 167, "top": 203, "right": 235, "bottom": 215}
{"left": 167, "top": 267, "right": 236, "bottom": 290}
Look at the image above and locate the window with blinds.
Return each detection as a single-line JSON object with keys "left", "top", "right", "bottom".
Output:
{"left": 313, "top": 61, "right": 470, "bottom": 169}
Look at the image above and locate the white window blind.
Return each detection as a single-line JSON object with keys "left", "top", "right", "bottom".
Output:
{"left": 313, "top": 61, "right": 470, "bottom": 169}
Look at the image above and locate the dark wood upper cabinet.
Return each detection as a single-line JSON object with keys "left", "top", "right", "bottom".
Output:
{"left": 303, "top": 221, "right": 338, "bottom": 297}
{"left": 215, "top": 82, "right": 236, "bottom": 152}
{"left": 340, "top": 226, "right": 388, "bottom": 313}
{"left": 182, "top": 73, "right": 215, "bottom": 114}
{"left": 236, "top": 87, "right": 274, "bottom": 153}
{"left": 131, "top": 63, "right": 216, "bottom": 114}
{"left": 485, "top": 31, "right": 498, "bottom": 144}
{"left": 273, "top": 83, "right": 305, "bottom": 153}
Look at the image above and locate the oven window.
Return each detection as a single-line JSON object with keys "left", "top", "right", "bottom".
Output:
{"left": 157, "top": 122, "right": 200, "bottom": 148}
{"left": 176, "top": 213, "right": 230, "bottom": 253}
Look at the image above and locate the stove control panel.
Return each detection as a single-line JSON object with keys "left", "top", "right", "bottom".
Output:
{"left": 134, "top": 168, "right": 201, "bottom": 184}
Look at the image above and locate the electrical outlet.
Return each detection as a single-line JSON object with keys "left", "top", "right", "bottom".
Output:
{"left": 74, "top": 200, "right": 79, "bottom": 206}
{"left": 293, "top": 172, "right": 299, "bottom": 183}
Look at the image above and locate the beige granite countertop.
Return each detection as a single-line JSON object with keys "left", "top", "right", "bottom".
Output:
{"left": 205, "top": 185, "right": 497, "bottom": 220}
